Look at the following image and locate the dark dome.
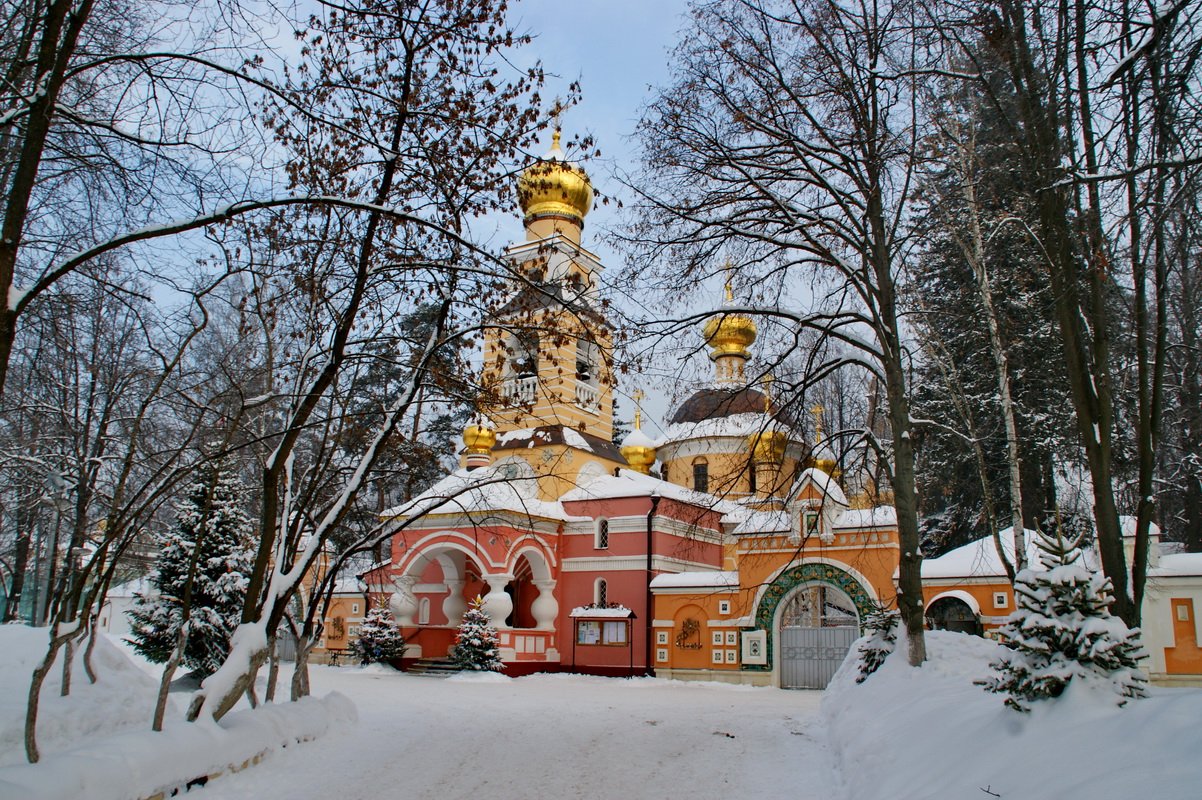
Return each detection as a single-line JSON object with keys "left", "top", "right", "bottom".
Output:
{"left": 669, "top": 387, "right": 773, "bottom": 425}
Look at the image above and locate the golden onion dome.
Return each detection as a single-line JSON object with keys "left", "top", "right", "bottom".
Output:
{"left": 749, "top": 429, "right": 788, "bottom": 465}
{"left": 517, "top": 130, "right": 594, "bottom": 225}
{"left": 462, "top": 422, "right": 497, "bottom": 455}
{"left": 811, "top": 441, "right": 838, "bottom": 475}
{"left": 620, "top": 427, "right": 658, "bottom": 475}
{"left": 702, "top": 312, "right": 757, "bottom": 360}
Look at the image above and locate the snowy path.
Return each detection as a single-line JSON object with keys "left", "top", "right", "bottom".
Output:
{"left": 194, "top": 667, "right": 838, "bottom": 800}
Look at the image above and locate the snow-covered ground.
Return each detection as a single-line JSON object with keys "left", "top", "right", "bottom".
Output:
{"left": 195, "top": 668, "right": 834, "bottom": 800}
{"left": 3, "top": 626, "right": 1202, "bottom": 800}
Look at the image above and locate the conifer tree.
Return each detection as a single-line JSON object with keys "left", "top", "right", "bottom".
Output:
{"left": 351, "top": 604, "right": 405, "bottom": 666}
{"left": 979, "top": 527, "right": 1148, "bottom": 711}
{"left": 128, "top": 464, "right": 253, "bottom": 677}
{"left": 855, "top": 608, "right": 899, "bottom": 683}
{"left": 451, "top": 596, "right": 504, "bottom": 672}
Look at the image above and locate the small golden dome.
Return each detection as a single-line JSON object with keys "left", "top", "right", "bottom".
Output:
{"left": 620, "top": 427, "right": 658, "bottom": 475}
{"left": 749, "top": 429, "right": 788, "bottom": 464}
{"left": 517, "top": 130, "right": 593, "bottom": 225}
{"left": 462, "top": 423, "right": 497, "bottom": 455}
{"left": 702, "top": 312, "right": 757, "bottom": 360}
{"left": 811, "top": 442, "right": 838, "bottom": 475}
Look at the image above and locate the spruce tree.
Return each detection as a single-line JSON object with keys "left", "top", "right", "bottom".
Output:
{"left": 451, "top": 596, "right": 504, "bottom": 672}
{"left": 127, "top": 463, "right": 253, "bottom": 677}
{"left": 979, "top": 528, "right": 1148, "bottom": 711}
{"left": 855, "top": 608, "right": 899, "bottom": 683}
{"left": 351, "top": 604, "right": 405, "bottom": 666}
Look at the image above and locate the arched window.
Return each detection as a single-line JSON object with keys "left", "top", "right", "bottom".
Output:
{"left": 576, "top": 338, "right": 599, "bottom": 384}
{"left": 692, "top": 458, "right": 709, "bottom": 493}
{"left": 595, "top": 518, "right": 610, "bottom": 549}
{"left": 508, "top": 330, "right": 538, "bottom": 378}
{"left": 418, "top": 597, "right": 431, "bottom": 625}
{"left": 748, "top": 458, "right": 757, "bottom": 494}
{"left": 595, "top": 578, "right": 608, "bottom": 607}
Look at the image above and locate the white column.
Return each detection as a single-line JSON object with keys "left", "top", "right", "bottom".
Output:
{"left": 531, "top": 579, "right": 559, "bottom": 631}
{"left": 389, "top": 575, "right": 419, "bottom": 626}
{"left": 442, "top": 579, "right": 467, "bottom": 627}
{"left": 480, "top": 574, "right": 514, "bottom": 629}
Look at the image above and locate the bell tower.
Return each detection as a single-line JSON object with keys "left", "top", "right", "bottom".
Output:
{"left": 479, "top": 129, "right": 615, "bottom": 443}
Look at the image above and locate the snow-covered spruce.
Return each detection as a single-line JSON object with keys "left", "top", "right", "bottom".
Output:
{"left": 451, "top": 597, "right": 504, "bottom": 672}
{"left": 127, "top": 463, "right": 253, "bottom": 678}
{"left": 351, "top": 605, "right": 405, "bottom": 666}
{"left": 978, "top": 527, "right": 1147, "bottom": 711}
{"left": 855, "top": 607, "right": 899, "bottom": 683}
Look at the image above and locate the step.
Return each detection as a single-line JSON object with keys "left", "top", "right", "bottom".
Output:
{"left": 408, "top": 658, "right": 460, "bottom": 677}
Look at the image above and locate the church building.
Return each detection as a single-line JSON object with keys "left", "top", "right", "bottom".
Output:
{"left": 374, "top": 130, "right": 905, "bottom": 689}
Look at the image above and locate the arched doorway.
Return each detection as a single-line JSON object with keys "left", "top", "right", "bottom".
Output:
{"left": 752, "top": 562, "right": 876, "bottom": 690}
{"left": 926, "top": 595, "right": 982, "bottom": 635}
{"left": 777, "top": 583, "right": 860, "bottom": 689}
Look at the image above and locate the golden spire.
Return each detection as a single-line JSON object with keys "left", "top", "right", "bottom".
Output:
{"left": 810, "top": 404, "right": 825, "bottom": 442}
{"left": 809, "top": 404, "right": 837, "bottom": 474}
{"left": 620, "top": 388, "right": 657, "bottom": 474}
{"left": 724, "top": 261, "right": 735, "bottom": 304}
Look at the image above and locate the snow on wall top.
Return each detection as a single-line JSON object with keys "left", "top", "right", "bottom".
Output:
{"left": 569, "top": 604, "right": 635, "bottom": 618}
{"left": 108, "top": 576, "right": 156, "bottom": 598}
{"left": 649, "top": 571, "right": 739, "bottom": 589}
{"left": 381, "top": 458, "right": 576, "bottom": 522}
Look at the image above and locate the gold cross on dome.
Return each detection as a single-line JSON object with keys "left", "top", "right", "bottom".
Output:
{"left": 723, "top": 261, "right": 735, "bottom": 303}
{"left": 810, "top": 404, "right": 825, "bottom": 441}
{"left": 761, "top": 373, "right": 774, "bottom": 412}
{"left": 632, "top": 389, "right": 645, "bottom": 430}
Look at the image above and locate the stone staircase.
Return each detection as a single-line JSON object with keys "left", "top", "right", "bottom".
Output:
{"left": 407, "top": 657, "right": 460, "bottom": 677}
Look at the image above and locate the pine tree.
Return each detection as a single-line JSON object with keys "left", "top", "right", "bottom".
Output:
{"left": 979, "top": 527, "right": 1148, "bottom": 711}
{"left": 127, "top": 463, "right": 253, "bottom": 677}
{"left": 855, "top": 607, "right": 899, "bottom": 683}
{"left": 351, "top": 604, "right": 405, "bottom": 666}
{"left": 451, "top": 596, "right": 504, "bottom": 672}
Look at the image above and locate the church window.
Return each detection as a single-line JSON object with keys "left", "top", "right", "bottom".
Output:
{"left": 576, "top": 338, "right": 599, "bottom": 384}
{"left": 509, "top": 330, "right": 539, "bottom": 378}
{"left": 595, "top": 578, "right": 608, "bottom": 607}
{"left": 693, "top": 459, "right": 709, "bottom": 493}
{"left": 595, "top": 518, "right": 610, "bottom": 549}
{"left": 418, "top": 598, "right": 430, "bottom": 625}
{"left": 748, "top": 459, "right": 757, "bottom": 494}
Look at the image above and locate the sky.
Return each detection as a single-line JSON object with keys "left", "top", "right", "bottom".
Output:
{"left": 505, "top": 0, "right": 701, "bottom": 432}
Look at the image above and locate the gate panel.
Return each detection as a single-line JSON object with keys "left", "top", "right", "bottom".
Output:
{"left": 779, "top": 626, "right": 857, "bottom": 689}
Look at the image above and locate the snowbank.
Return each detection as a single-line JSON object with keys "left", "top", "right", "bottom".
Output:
{"left": 0, "top": 626, "right": 167, "bottom": 768}
{"left": 0, "top": 691, "right": 356, "bottom": 800}
{"left": 0, "top": 626, "right": 356, "bottom": 800}
{"left": 823, "top": 630, "right": 1202, "bottom": 799}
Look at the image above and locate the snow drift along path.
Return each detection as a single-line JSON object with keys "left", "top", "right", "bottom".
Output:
{"left": 195, "top": 668, "right": 836, "bottom": 800}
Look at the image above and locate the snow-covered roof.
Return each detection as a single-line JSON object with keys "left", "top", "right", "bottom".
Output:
{"left": 923, "top": 527, "right": 1101, "bottom": 580}
{"left": 569, "top": 604, "right": 635, "bottom": 618}
{"left": 660, "top": 412, "right": 787, "bottom": 446}
{"left": 108, "top": 576, "right": 155, "bottom": 598}
{"left": 729, "top": 510, "right": 791, "bottom": 535}
{"left": 332, "top": 577, "right": 365, "bottom": 595}
{"left": 835, "top": 507, "right": 897, "bottom": 530}
{"left": 649, "top": 571, "right": 739, "bottom": 590}
{"left": 1149, "top": 553, "right": 1202, "bottom": 577}
{"left": 382, "top": 458, "right": 577, "bottom": 523}
{"left": 796, "top": 467, "right": 848, "bottom": 508}
{"left": 560, "top": 468, "right": 740, "bottom": 515}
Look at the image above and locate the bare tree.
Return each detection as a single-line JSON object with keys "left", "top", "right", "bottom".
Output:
{"left": 622, "top": 0, "right": 930, "bottom": 664}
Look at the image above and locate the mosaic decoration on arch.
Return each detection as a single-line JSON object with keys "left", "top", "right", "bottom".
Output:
{"left": 744, "top": 562, "right": 875, "bottom": 672}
